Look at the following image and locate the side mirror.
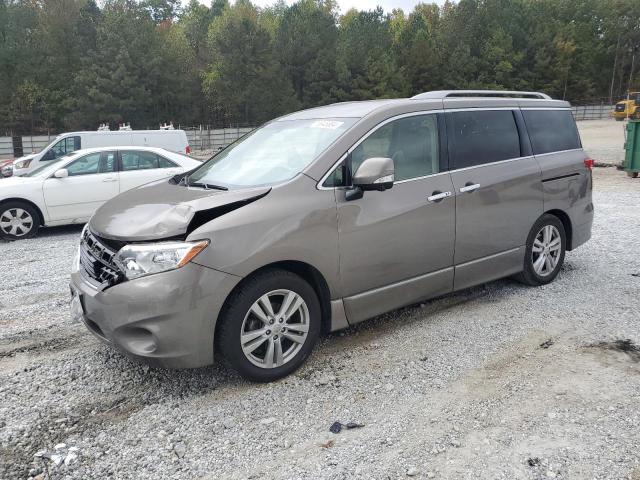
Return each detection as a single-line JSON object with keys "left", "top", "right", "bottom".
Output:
{"left": 42, "top": 150, "right": 55, "bottom": 161}
{"left": 53, "top": 169, "right": 69, "bottom": 178}
{"left": 346, "top": 157, "right": 394, "bottom": 201}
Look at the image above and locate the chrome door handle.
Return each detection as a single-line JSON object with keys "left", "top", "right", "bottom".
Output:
{"left": 460, "top": 183, "right": 480, "bottom": 193}
{"left": 427, "top": 191, "right": 452, "bottom": 202}
{"left": 102, "top": 178, "right": 117, "bottom": 183}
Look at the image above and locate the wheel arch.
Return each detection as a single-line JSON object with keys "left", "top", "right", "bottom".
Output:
{"left": 0, "top": 198, "right": 45, "bottom": 226}
{"left": 215, "top": 260, "right": 333, "bottom": 340}
{"left": 544, "top": 209, "right": 573, "bottom": 250}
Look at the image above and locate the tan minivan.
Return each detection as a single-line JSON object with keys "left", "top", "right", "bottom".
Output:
{"left": 70, "top": 90, "right": 594, "bottom": 381}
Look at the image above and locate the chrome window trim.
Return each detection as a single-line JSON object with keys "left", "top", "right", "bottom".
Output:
{"left": 532, "top": 148, "right": 583, "bottom": 157}
{"left": 449, "top": 155, "right": 534, "bottom": 174}
{"left": 394, "top": 171, "right": 450, "bottom": 184}
{"left": 520, "top": 107, "right": 572, "bottom": 111}
{"left": 317, "top": 110, "right": 441, "bottom": 190}
{"left": 442, "top": 106, "right": 519, "bottom": 113}
{"left": 321, "top": 170, "right": 451, "bottom": 190}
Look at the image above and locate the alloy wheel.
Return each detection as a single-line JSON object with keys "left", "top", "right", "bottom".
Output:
{"left": 531, "top": 225, "right": 562, "bottom": 277}
{"left": 0, "top": 208, "right": 34, "bottom": 237}
{"left": 240, "top": 289, "right": 310, "bottom": 369}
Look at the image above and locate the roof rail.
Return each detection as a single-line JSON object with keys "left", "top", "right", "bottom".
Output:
{"left": 412, "top": 90, "right": 552, "bottom": 100}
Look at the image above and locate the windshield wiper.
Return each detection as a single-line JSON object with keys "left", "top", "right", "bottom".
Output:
{"left": 188, "top": 181, "right": 228, "bottom": 191}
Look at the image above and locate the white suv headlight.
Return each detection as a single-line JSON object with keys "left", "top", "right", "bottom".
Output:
{"left": 114, "top": 240, "right": 209, "bottom": 280}
{"left": 14, "top": 159, "right": 32, "bottom": 169}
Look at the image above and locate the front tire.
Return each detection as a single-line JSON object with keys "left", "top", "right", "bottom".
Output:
{"left": 0, "top": 201, "right": 40, "bottom": 240}
{"left": 627, "top": 171, "right": 638, "bottom": 178}
{"left": 515, "top": 214, "right": 566, "bottom": 286}
{"left": 217, "top": 269, "right": 321, "bottom": 382}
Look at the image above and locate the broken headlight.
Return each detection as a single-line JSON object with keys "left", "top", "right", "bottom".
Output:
{"left": 114, "top": 240, "right": 209, "bottom": 280}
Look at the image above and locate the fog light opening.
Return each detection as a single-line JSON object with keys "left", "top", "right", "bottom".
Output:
{"left": 119, "top": 327, "right": 158, "bottom": 355}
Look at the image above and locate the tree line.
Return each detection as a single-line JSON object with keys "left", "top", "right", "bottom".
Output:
{"left": 1, "top": 0, "right": 639, "bottom": 135}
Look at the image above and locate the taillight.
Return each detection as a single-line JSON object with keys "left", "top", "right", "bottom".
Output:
{"left": 186, "top": 146, "right": 191, "bottom": 154}
{"left": 584, "top": 158, "right": 594, "bottom": 170}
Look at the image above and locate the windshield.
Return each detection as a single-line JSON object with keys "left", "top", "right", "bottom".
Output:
{"left": 24, "top": 155, "right": 72, "bottom": 177}
{"left": 187, "top": 118, "right": 357, "bottom": 188}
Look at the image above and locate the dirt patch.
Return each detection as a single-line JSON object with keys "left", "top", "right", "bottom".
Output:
{"left": 588, "top": 339, "right": 640, "bottom": 362}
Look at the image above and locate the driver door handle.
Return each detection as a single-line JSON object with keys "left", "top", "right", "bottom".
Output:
{"left": 102, "top": 177, "right": 117, "bottom": 183}
{"left": 427, "top": 191, "right": 452, "bottom": 202}
{"left": 460, "top": 183, "right": 480, "bottom": 193}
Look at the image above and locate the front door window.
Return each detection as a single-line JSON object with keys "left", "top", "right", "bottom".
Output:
{"left": 323, "top": 114, "right": 440, "bottom": 187}
{"left": 66, "top": 152, "right": 116, "bottom": 176}
{"left": 44, "top": 136, "right": 81, "bottom": 161}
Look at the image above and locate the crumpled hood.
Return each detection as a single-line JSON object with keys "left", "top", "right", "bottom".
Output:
{"left": 90, "top": 179, "right": 271, "bottom": 241}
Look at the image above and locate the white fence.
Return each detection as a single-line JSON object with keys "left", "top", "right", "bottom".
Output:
{"left": 185, "top": 127, "right": 254, "bottom": 152}
{"left": 571, "top": 104, "right": 613, "bottom": 121}
{"left": 0, "top": 137, "right": 13, "bottom": 159}
{"left": 22, "top": 135, "right": 55, "bottom": 154}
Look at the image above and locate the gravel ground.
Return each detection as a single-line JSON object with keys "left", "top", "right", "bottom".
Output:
{"left": 1, "top": 132, "right": 640, "bottom": 479}
{"left": 577, "top": 119, "right": 627, "bottom": 166}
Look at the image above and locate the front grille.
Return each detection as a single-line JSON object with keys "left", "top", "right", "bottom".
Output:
{"left": 615, "top": 103, "right": 625, "bottom": 112}
{"left": 80, "top": 229, "right": 123, "bottom": 290}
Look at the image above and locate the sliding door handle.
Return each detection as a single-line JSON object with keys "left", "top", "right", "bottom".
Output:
{"left": 460, "top": 183, "right": 480, "bottom": 193}
{"left": 427, "top": 191, "right": 451, "bottom": 203}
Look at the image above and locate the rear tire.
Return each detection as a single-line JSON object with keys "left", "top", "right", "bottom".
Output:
{"left": 515, "top": 214, "right": 566, "bottom": 286}
{"left": 627, "top": 171, "right": 638, "bottom": 178}
{"left": 0, "top": 201, "right": 40, "bottom": 241}
{"left": 217, "top": 269, "right": 320, "bottom": 382}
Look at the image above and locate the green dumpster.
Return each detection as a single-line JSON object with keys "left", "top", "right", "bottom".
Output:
{"left": 624, "top": 120, "right": 640, "bottom": 178}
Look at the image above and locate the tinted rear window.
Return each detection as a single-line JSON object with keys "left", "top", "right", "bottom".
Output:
{"left": 522, "top": 110, "right": 581, "bottom": 155}
{"left": 447, "top": 110, "right": 521, "bottom": 169}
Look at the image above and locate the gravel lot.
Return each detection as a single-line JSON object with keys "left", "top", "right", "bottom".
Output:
{"left": 1, "top": 121, "right": 640, "bottom": 480}
{"left": 577, "top": 119, "right": 627, "bottom": 166}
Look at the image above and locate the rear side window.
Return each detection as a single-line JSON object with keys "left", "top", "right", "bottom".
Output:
{"left": 158, "top": 156, "right": 177, "bottom": 168}
{"left": 447, "top": 110, "right": 521, "bottom": 169}
{"left": 121, "top": 151, "right": 160, "bottom": 171}
{"left": 522, "top": 110, "right": 581, "bottom": 155}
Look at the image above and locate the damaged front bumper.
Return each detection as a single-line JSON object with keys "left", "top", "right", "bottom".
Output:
{"left": 70, "top": 263, "right": 241, "bottom": 368}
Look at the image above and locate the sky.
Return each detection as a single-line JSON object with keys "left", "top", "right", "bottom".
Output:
{"left": 243, "top": 0, "right": 443, "bottom": 14}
